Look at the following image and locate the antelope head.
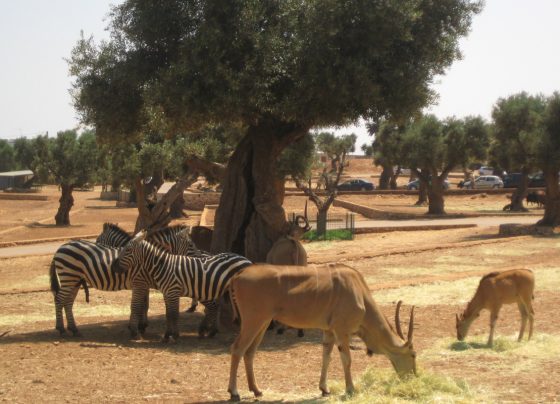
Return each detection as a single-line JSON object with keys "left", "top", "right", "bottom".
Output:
{"left": 289, "top": 201, "right": 311, "bottom": 239}
{"left": 389, "top": 301, "right": 417, "bottom": 377}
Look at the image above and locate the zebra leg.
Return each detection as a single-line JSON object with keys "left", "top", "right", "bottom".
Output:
{"left": 186, "top": 298, "right": 198, "bottom": 313}
{"left": 138, "top": 289, "right": 150, "bottom": 334}
{"left": 199, "top": 301, "right": 219, "bottom": 338}
{"left": 54, "top": 290, "right": 66, "bottom": 335}
{"left": 162, "top": 294, "right": 180, "bottom": 343}
{"left": 63, "top": 286, "right": 82, "bottom": 337}
{"left": 128, "top": 287, "right": 147, "bottom": 340}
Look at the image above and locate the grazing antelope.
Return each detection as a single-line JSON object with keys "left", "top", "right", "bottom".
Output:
{"left": 266, "top": 210, "right": 311, "bottom": 337}
{"left": 456, "top": 268, "right": 535, "bottom": 346}
{"left": 227, "top": 263, "right": 416, "bottom": 401}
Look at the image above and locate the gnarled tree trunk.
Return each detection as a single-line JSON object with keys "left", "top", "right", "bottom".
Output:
{"left": 55, "top": 183, "right": 74, "bottom": 226}
{"left": 509, "top": 169, "right": 530, "bottom": 212}
{"left": 212, "top": 121, "right": 308, "bottom": 261}
{"left": 379, "top": 164, "right": 392, "bottom": 189}
{"left": 427, "top": 176, "right": 445, "bottom": 214}
{"left": 537, "top": 168, "right": 560, "bottom": 226}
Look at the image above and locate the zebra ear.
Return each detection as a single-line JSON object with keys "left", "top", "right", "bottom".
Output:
{"left": 132, "top": 230, "right": 147, "bottom": 242}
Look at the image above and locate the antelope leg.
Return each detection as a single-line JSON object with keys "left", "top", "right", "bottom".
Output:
{"left": 319, "top": 331, "right": 335, "bottom": 396}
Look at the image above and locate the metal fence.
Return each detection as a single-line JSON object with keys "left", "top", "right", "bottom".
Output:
{"left": 288, "top": 211, "right": 355, "bottom": 238}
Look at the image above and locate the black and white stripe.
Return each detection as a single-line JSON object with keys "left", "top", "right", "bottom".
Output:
{"left": 115, "top": 235, "right": 252, "bottom": 341}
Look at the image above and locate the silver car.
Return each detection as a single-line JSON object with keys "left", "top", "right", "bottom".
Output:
{"left": 463, "top": 175, "right": 504, "bottom": 189}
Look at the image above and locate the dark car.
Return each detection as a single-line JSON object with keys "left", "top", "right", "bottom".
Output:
{"left": 503, "top": 172, "right": 546, "bottom": 188}
{"left": 337, "top": 179, "right": 375, "bottom": 191}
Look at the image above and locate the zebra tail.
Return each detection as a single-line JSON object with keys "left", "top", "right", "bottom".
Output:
{"left": 49, "top": 261, "right": 60, "bottom": 295}
{"left": 79, "top": 279, "right": 90, "bottom": 303}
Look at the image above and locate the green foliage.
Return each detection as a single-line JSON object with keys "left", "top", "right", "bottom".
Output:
{"left": 12, "top": 137, "right": 37, "bottom": 171}
{"left": 277, "top": 133, "right": 315, "bottom": 180}
{"left": 302, "top": 229, "right": 353, "bottom": 241}
{"left": 400, "top": 115, "right": 489, "bottom": 175}
{"left": 536, "top": 92, "right": 560, "bottom": 170}
{"left": 33, "top": 130, "right": 100, "bottom": 187}
{"left": 490, "top": 92, "right": 547, "bottom": 172}
{"left": 372, "top": 121, "right": 405, "bottom": 169}
{"left": 0, "top": 140, "right": 15, "bottom": 172}
{"left": 69, "top": 0, "right": 481, "bottom": 141}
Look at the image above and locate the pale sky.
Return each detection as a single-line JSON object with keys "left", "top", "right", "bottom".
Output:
{"left": 1, "top": 1, "right": 560, "bottom": 150}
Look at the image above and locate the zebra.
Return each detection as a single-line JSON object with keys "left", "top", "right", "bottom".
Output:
{"left": 113, "top": 230, "right": 252, "bottom": 342}
{"left": 96, "top": 223, "right": 203, "bottom": 313}
{"left": 50, "top": 225, "right": 206, "bottom": 337}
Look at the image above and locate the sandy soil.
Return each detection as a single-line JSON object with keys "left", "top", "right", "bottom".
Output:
{"left": 1, "top": 226, "right": 559, "bottom": 403}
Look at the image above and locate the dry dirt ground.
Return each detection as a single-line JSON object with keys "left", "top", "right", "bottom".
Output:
{"left": 1, "top": 226, "right": 560, "bottom": 403}
{"left": 0, "top": 180, "right": 558, "bottom": 403}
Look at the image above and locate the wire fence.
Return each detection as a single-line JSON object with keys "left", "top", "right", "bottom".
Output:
{"left": 288, "top": 211, "right": 355, "bottom": 239}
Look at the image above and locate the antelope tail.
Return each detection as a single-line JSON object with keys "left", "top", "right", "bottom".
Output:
{"left": 228, "top": 281, "right": 240, "bottom": 325}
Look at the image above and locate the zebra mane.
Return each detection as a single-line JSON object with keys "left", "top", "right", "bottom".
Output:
{"left": 103, "top": 223, "right": 132, "bottom": 240}
{"left": 148, "top": 224, "right": 190, "bottom": 238}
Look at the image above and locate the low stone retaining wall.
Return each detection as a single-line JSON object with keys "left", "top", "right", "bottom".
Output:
{"left": 355, "top": 224, "right": 476, "bottom": 234}
{"left": 333, "top": 199, "right": 417, "bottom": 220}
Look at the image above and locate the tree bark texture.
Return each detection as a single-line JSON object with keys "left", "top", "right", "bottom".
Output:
{"left": 509, "top": 170, "right": 530, "bottom": 212}
{"left": 55, "top": 184, "right": 74, "bottom": 226}
{"left": 538, "top": 169, "right": 560, "bottom": 226}
{"left": 427, "top": 176, "right": 445, "bottom": 214}
{"left": 212, "top": 121, "right": 308, "bottom": 261}
{"left": 134, "top": 175, "right": 196, "bottom": 232}
{"left": 379, "top": 165, "right": 392, "bottom": 189}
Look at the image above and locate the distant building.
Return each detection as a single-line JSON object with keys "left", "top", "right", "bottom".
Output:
{"left": 0, "top": 170, "right": 34, "bottom": 190}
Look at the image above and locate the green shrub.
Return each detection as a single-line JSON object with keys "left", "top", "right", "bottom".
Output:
{"left": 303, "top": 229, "right": 353, "bottom": 241}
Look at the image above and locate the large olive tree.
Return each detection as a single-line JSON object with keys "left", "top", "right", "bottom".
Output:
{"left": 400, "top": 115, "right": 489, "bottom": 214}
{"left": 490, "top": 92, "right": 547, "bottom": 211}
{"left": 70, "top": 0, "right": 481, "bottom": 260}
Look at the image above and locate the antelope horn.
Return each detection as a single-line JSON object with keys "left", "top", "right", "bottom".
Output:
{"left": 304, "top": 200, "right": 308, "bottom": 219}
{"left": 395, "top": 301, "right": 405, "bottom": 340}
{"left": 456, "top": 313, "right": 460, "bottom": 323}
{"left": 407, "top": 306, "right": 415, "bottom": 344}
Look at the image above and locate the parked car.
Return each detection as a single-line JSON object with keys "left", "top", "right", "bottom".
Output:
{"left": 503, "top": 172, "right": 546, "bottom": 188}
{"left": 337, "top": 179, "right": 375, "bottom": 191}
{"left": 503, "top": 173, "right": 522, "bottom": 188}
{"left": 406, "top": 178, "right": 449, "bottom": 190}
{"left": 463, "top": 175, "right": 504, "bottom": 189}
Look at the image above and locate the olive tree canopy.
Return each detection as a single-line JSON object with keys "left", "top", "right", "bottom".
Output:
{"left": 70, "top": 0, "right": 481, "bottom": 259}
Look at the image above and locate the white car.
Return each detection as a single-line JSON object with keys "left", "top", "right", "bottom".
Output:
{"left": 478, "top": 166, "right": 494, "bottom": 176}
{"left": 463, "top": 175, "right": 504, "bottom": 189}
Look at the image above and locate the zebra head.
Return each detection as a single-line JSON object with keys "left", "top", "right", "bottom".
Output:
{"left": 112, "top": 230, "right": 147, "bottom": 275}
{"left": 97, "top": 223, "right": 132, "bottom": 248}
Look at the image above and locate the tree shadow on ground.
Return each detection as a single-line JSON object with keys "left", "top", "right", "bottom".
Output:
{"left": 25, "top": 222, "right": 85, "bottom": 229}
{"left": 0, "top": 312, "right": 329, "bottom": 356}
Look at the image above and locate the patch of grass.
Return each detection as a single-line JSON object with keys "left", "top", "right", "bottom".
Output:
{"left": 10, "top": 274, "right": 50, "bottom": 290}
{"left": 424, "top": 334, "right": 560, "bottom": 373}
{"left": 304, "top": 229, "right": 353, "bottom": 241}
{"left": 328, "top": 367, "right": 477, "bottom": 403}
{"left": 373, "top": 277, "right": 480, "bottom": 306}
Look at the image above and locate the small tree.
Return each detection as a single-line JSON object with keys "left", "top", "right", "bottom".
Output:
{"left": 12, "top": 137, "right": 37, "bottom": 171}
{"left": 371, "top": 121, "right": 405, "bottom": 190}
{"left": 294, "top": 132, "right": 356, "bottom": 236}
{"left": 0, "top": 140, "right": 15, "bottom": 172}
{"left": 400, "top": 115, "right": 489, "bottom": 214}
{"left": 33, "top": 130, "right": 100, "bottom": 225}
{"left": 490, "top": 92, "right": 546, "bottom": 211}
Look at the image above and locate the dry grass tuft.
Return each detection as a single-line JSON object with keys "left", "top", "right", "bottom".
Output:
{"left": 328, "top": 367, "right": 478, "bottom": 403}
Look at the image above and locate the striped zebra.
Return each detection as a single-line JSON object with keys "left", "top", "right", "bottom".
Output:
{"left": 96, "top": 223, "right": 203, "bottom": 313}
{"left": 114, "top": 231, "right": 252, "bottom": 342}
{"left": 50, "top": 225, "right": 205, "bottom": 337}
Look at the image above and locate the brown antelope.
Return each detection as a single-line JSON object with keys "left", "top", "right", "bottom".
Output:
{"left": 226, "top": 263, "right": 416, "bottom": 401}
{"left": 266, "top": 209, "right": 311, "bottom": 337}
{"left": 456, "top": 268, "right": 535, "bottom": 346}
{"left": 266, "top": 210, "right": 311, "bottom": 265}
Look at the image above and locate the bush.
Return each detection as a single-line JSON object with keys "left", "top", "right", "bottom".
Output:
{"left": 303, "top": 229, "right": 353, "bottom": 241}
